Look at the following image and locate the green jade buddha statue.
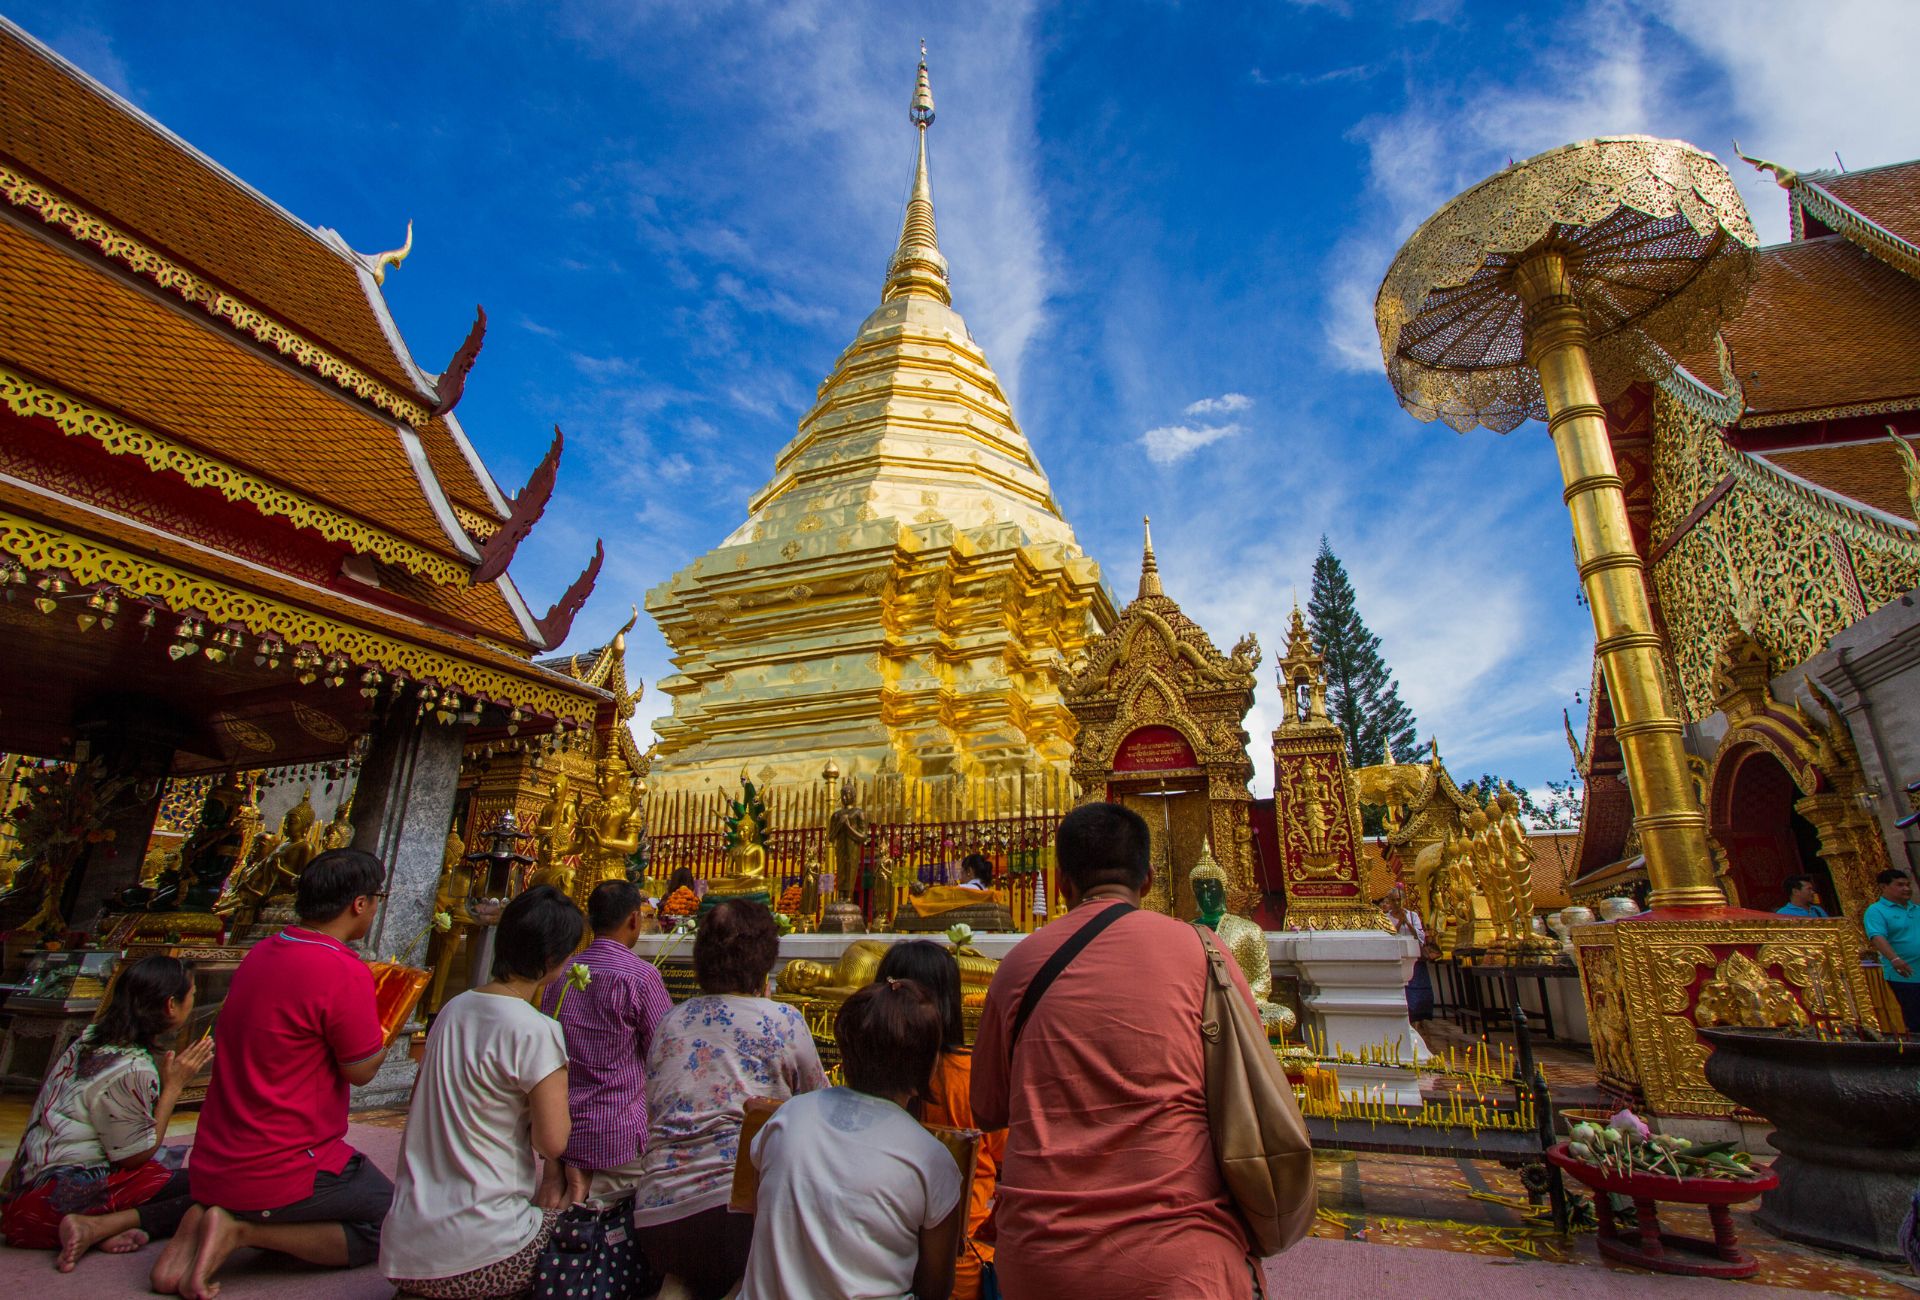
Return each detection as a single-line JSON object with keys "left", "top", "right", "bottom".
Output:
{"left": 1189, "top": 842, "right": 1294, "bottom": 1039}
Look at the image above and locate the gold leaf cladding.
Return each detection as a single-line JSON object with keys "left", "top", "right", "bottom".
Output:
{"left": 0, "top": 512, "right": 593, "bottom": 723}
{"left": 0, "top": 366, "right": 469, "bottom": 587}
{"left": 0, "top": 164, "right": 432, "bottom": 427}
{"left": 1651, "top": 393, "right": 1920, "bottom": 718}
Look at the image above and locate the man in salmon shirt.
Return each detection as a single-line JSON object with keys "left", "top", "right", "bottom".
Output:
{"left": 151, "top": 848, "right": 395, "bottom": 1298}
{"left": 972, "top": 802, "right": 1262, "bottom": 1300}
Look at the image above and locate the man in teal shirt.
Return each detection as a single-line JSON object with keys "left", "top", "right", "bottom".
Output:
{"left": 1864, "top": 868, "right": 1920, "bottom": 1031}
{"left": 1776, "top": 875, "right": 1829, "bottom": 918}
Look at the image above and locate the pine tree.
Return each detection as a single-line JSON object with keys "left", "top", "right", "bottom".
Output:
{"left": 1307, "top": 537, "right": 1419, "bottom": 775}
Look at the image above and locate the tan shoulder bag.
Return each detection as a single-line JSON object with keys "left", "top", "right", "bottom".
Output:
{"left": 1192, "top": 924, "right": 1317, "bottom": 1257}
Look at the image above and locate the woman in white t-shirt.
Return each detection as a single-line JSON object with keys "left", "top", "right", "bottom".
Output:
{"left": 382, "top": 885, "right": 583, "bottom": 1298}
{"left": 740, "top": 979, "right": 965, "bottom": 1300}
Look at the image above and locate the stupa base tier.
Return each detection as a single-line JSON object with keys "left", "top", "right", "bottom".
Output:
{"left": 1572, "top": 908, "right": 1885, "bottom": 1118}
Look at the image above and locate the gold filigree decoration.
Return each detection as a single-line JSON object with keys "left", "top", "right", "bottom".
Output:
{"left": 0, "top": 163, "right": 432, "bottom": 427}
{"left": 453, "top": 505, "right": 500, "bottom": 541}
{"left": 291, "top": 702, "right": 350, "bottom": 744}
{"left": 1651, "top": 393, "right": 1920, "bottom": 718}
{"left": 1693, "top": 951, "right": 1808, "bottom": 1028}
{"left": 0, "top": 512, "right": 593, "bottom": 723}
{"left": 0, "top": 366, "right": 469, "bottom": 587}
{"left": 215, "top": 714, "right": 276, "bottom": 754}
{"left": 1377, "top": 136, "right": 1758, "bottom": 433}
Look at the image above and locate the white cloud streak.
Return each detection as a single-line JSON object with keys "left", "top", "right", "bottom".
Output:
{"left": 1139, "top": 421, "right": 1245, "bottom": 464}
{"left": 1184, "top": 392, "right": 1254, "bottom": 416}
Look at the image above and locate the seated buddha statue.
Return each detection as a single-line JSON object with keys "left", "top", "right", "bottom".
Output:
{"left": 704, "top": 806, "right": 771, "bottom": 908}
{"left": 1189, "top": 843, "right": 1295, "bottom": 1040}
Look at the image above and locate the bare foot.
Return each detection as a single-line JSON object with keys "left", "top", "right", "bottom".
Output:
{"left": 57, "top": 1215, "right": 148, "bottom": 1272}
{"left": 150, "top": 1204, "right": 204, "bottom": 1294}
{"left": 181, "top": 1206, "right": 244, "bottom": 1300}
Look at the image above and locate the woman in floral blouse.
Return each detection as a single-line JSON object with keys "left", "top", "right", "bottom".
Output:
{"left": 634, "top": 899, "right": 825, "bottom": 1300}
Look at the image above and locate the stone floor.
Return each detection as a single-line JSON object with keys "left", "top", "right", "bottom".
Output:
{"left": 0, "top": 1079, "right": 1910, "bottom": 1297}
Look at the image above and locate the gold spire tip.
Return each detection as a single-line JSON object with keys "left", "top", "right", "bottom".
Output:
{"left": 1137, "top": 516, "right": 1163, "bottom": 599}
{"left": 911, "top": 42, "right": 935, "bottom": 128}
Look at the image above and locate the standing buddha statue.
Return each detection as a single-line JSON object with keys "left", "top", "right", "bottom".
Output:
{"left": 826, "top": 779, "right": 870, "bottom": 903}
{"left": 580, "top": 759, "right": 643, "bottom": 891}
{"left": 1467, "top": 801, "right": 1514, "bottom": 960}
{"left": 1189, "top": 842, "right": 1294, "bottom": 1039}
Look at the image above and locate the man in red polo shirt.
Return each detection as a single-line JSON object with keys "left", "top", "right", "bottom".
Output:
{"left": 151, "top": 848, "right": 395, "bottom": 1298}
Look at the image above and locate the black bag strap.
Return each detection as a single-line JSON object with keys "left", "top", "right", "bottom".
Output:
{"left": 1009, "top": 902, "right": 1135, "bottom": 1055}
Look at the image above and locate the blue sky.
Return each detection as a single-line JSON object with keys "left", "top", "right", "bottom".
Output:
{"left": 16, "top": 0, "right": 1917, "bottom": 795}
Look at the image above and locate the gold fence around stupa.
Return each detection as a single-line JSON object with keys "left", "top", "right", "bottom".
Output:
{"left": 641, "top": 769, "right": 1078, "bottom": 930}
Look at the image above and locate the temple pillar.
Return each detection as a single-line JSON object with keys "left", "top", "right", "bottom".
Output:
{"left": 1793, "top": 791, "right": 1875, "bottom": 920}
{"left": 348, "top": 710, "right": 468, "bottom": 1105}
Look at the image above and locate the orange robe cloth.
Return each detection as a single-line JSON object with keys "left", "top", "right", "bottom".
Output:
{"left": 971, "top": 899, "right": 1257, "bottom": 1300}
{"left": 920, "top": 1048, "right": 1004, "bottom": 1300}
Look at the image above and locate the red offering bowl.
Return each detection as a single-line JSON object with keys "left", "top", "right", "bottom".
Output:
{"left": 367, "top": 961, "right": 431, "bottom": 1047}
{"left": 1548, "top": 1142, "right": 1777, "bottom": 1278}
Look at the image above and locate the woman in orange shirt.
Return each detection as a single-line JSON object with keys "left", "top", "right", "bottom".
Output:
{"left": 875, "top": 940, "right": 1004, "bottom": 1300}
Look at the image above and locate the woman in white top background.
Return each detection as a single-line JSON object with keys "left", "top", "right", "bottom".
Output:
{"left": 740, "top": 978, "right": 963, "bottom": 1300}
{"left": 381, "top": 885, "right": 582, "bottom": 1298}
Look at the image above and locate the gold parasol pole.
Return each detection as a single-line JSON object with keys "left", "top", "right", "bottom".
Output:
{"left": 1377, "top": 136, "right": 1762, "bottom": 911}
{"left": 1510, "top": 249, "right": 1722, "bottom": 907}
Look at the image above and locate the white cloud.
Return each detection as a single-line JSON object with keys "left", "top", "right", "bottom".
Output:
{"left": 1139, "top": 421, "right": 1244, "bottom": 465}
{"left": 1184, "top": 392, "right": 1254, "bottom": 416}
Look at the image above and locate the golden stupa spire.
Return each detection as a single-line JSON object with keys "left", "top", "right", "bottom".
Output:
{"left": 1138, "top": 516, "right": 1164, "bottom": 598}
{"left": 884, "top": 41, "right": 951, "bottom": 306}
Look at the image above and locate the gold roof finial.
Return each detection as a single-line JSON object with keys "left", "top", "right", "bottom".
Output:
{"left": 884, "top": 43, "right": 950, "bottom": 305}
{"left": 364, "top": 219, "right": 412, "bottom": 285}
{"left": 1138, "top": 516, "right": 1164, "bottom": 599}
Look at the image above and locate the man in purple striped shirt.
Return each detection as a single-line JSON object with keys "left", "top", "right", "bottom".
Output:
{"left": 541, "top": 879, "right": 672, "bottom": 1205}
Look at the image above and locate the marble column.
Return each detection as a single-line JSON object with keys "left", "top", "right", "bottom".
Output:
{"left": 347, "top": 710, "right": 468, "bottom": 1106}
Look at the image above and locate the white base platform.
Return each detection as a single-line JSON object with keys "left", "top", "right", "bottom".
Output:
{"left": 635, "top": 923, "right": 1426, "bottom": 1104}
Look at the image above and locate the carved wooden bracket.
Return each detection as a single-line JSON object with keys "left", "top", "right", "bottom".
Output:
{"left": 472, "top": 426, "right": 563, "bottom": 584}
{"left": 536, "top": 539, "right": 604, "bottom": 649}
{"left": 430, "top": 305, "right": 487, "bottom": 418}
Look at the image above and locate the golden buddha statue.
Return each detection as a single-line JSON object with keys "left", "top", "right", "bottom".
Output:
{"left": 1190, "top": 842, "right": 1294, "bottom": 1038}
{"left": 707, "top": 774, "right": 772, "bottom": 905}
{"left": 777, "top": 937, "right": 999, "bottom": 1003}
{"left": 1494, "top": 785, "right": 1551, "bottom": 959}
{"left": 216, "top": 790, "right": 319, "bottom": 923}
{"left": 1465, "top": 802, "right": 1513, "bottom": 959}
{"left": 429, "top": 829, "right": 477, "bottom": 1011}
{"left": 579, "top": 759, "right": 643, "bottom": 889}
{"left": 321, "top": 798, "right": 354, "bottom": 850}
{"left": 826, "top": 779, "right": 869, "bottom": 902}
{"left": 534, "top": 772, "right": 580, "bottom": 869}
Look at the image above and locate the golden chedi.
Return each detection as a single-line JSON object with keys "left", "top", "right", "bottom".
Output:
{"left": 645, "top": 51, "right": 1111, "bottom": 790}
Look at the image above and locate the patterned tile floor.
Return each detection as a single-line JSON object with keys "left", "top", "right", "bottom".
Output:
{"left": 1312, "top": 1147, "right": 1919, "bottom": 1296}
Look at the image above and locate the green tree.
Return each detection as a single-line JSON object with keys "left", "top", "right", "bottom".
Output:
{"left": 1308, "top": 537, "right": 1419, "bottom": 774}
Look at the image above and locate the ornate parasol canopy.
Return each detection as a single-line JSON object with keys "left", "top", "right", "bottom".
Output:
{"left": 1375, "top": 136, "right": 1760, "bottom": 432}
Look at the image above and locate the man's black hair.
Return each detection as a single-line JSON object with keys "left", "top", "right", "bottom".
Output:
{"left": 588, "top": 879, "right": 644, "bottom": 934}
{"left": 493, "top": 885, "right": 585, "bottom": 981}
{"left": 1782, "top": 874, "right": 1817, "bottom": 897}
{"left": 1055, "top": 802, "right": 1151, "bottom": 894}
{"left": 1880, "top": 868, "right": 1912, "bottom": 888}
{"left": 960, "top": 853, "right": 993, "bottom": 885}
{"left": 296, "top": 848, "right": 385, "bottom": 924}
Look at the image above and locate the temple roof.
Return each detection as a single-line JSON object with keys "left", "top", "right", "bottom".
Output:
{"left": 0, "top": 218, "right": 464, "bottom": 563}
{"left": 0, "top": 20, "right": 509, "bottom": 534}
{"left": 1664, "top": 152, "right": 1920, "bottom": 522}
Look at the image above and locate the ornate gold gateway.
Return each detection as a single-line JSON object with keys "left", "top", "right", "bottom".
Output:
{"left": 1064, "top": 522, "right": 1259, "bottom": 918}
{"left": 1270, "top": 606, "right": 1384, "bottom": 930}
{"left": 1573, "top": 914, "right": 1881, "bottom": 1116}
